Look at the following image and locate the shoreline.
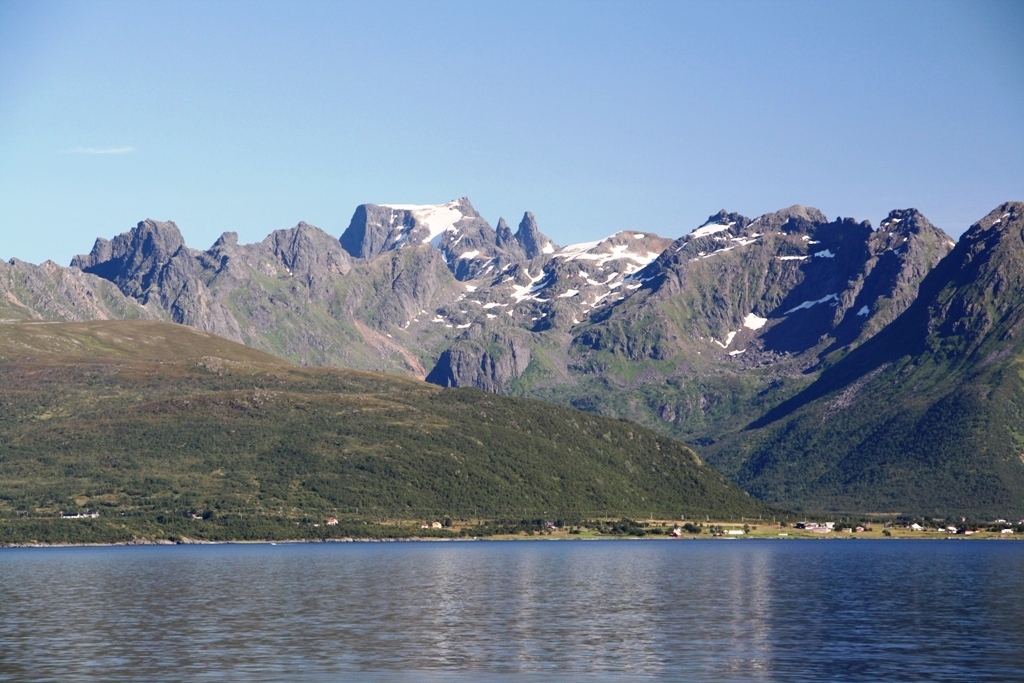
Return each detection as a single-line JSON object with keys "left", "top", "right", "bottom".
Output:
{"left": 2, "top": 533, "right": 1020, "bottom": 550}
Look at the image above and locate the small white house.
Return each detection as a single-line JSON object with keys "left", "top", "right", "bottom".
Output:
{"left": 725, "top": 529, "right": 745, "bottom": 535}
{"left": 1001, "top": 528, "right": 1014, "bottom": 534}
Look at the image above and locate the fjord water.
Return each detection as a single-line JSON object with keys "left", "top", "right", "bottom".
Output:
{"left": 1, "top": 540, "right": 1021, "bottom": 682}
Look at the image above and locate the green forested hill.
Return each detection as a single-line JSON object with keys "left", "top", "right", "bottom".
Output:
{"left": 0, "top": 320, "right": 770, "bottom": 534}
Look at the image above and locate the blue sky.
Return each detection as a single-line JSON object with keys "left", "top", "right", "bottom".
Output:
{"left": 1, "top": 0, "right": 1021, "bottom": 265}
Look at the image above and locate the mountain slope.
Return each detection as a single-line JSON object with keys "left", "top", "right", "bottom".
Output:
{"left": 6, "top": 198, "right": 1001, "bottom": 517}
{"left": 70, "top": 218, "right": 469, "bottom": 375}
{"left": 705, "top": 203, "right": 1024, "bottom": 517}
{"left": 0, "top": 320, "right": 770, "bottom": 520}
{"left": 57, "top": 201, "right": 953, "bottom": 409}
{"left": 517, "top": 206, "right": 954, "bottom": 446}
{"left": 0, "top": 258, "right": 165, "bottom": 323}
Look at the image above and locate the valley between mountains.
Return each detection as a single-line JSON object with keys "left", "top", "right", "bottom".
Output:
{"left": 3, "top": 198, "right": 1023, "bottom": 518}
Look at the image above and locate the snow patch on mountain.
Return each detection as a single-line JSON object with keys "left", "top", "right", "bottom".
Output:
{"left": 743, "top": 313, "right": 768, "bottom": 330}
{"left": 556, "top": 240, "right": 601, "bottom": 257}
{"left": 690, "top": 222, "right": 733, "bottom": 239}
{"left": 555, "top": 235, "right": 661, "bottom": 267}
{"left": 511, "top": 270, "right": 550, "bottom": 303}
{"left": 698, "top": 245, "right": 736, "bottom": 259}
{"left": 379, "top": 201, "right": 463, "bottom": 245}
{"left": 785, "top": 294, "right": 839, "bottom": 315}
{"left": 714, "top": 331, "right": 738, "bottom": 349}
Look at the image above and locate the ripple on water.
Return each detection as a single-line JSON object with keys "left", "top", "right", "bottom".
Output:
{"left": 0, "top": 540, "right": 1022, "bottom": 682}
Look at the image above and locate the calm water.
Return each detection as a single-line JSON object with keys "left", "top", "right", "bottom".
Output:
{"left": 0, "top": 539, "right": 1021, "bottom": 682}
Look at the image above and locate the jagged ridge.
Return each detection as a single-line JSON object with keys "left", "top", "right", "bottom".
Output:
{"left": 5, "top": 196, "right": 1016, "bottom": 517}
{"left": 705, "top": 203, "right": 1024, "bottom": 517}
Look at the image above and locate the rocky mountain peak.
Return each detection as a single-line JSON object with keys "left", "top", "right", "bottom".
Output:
{"left": 515, "top": 212, "right": 557, "bottom": 259}
{"left": 751, "top": 201, "right": 1024, "bottom": 433}
{"left": 340, "top": 199, "right": 561, "bottom": 283}
{"left": 915, "top": 203, "right": 1024, "bottom": 353}
{"left": 495, "top": 217, "right": 526, "bottom": 261}
{"left": 686, "top": 211, "right": 752, "bottom": 241}
{"left": 70, "top": 219, "right": 190, "bottom": 300}
{"left": 451, "top": 196, "right": 481, "bottom": 219}
{"left": 781, "top": 204, "right": 826, "bottom": 222}
{"left": 973, "top": 201, "right": 1023, "bottom": 234}
{"left": 71, "top": 219, "right": 185, "bottom": 270}
{"left": 71, "top": 236, "right": 112, "bottom": 268}
{"left": 264, "top": 221, "right": 352, "bottom": 282}
{"left": 341, "top": 199, "right": 466, "bottom": 259}
{"left": 753, "top": 205, "right": 828, "bottom": 233}
{"left": 876, "top": 208, "right": 951, "bottom": 243}
{"left": 880, "top": 207, "right": 924, "bottom": 226}
{"left": 65, "top": 219, "right": 245, "bottom": 340}
{"left": 212, "top": 232, "right": 239, "bottom": 249}
{"left": 871, "top": 209, "right": 953, "bottom": 256}
{"left": 701, "top": 209, "right": 748, "bottom": 227}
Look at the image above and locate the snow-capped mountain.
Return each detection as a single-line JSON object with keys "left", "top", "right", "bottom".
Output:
{"left": 340, "top": 198, "right": 550, "bottom": 281}
{"left": 426, "top": 230, "right": 673, "bottom": 332}
{"left": 19, "top": 197, "right": 958, "bottom": 396}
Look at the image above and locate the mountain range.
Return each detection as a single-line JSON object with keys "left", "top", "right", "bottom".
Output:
{"left": 3, "top": 197, "right": 1022, "bottom": 517}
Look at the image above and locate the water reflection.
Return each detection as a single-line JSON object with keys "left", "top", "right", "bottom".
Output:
{"left": 0, "top": 540, "right": 1022, "bottom": 682}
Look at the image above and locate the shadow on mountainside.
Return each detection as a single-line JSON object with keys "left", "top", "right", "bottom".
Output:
{"left": 746, "top": 252, "right": 953, "bottom": 430}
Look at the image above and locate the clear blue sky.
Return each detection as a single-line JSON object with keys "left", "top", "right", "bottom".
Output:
{"left": 1, "top": 0, "right": 1021, "bottom": 265}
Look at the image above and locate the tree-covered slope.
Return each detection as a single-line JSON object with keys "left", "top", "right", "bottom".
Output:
{"left": 0, "top": 320, "right": 770, "bottom": 521}
{"left": 707, "top": 203, "right": 1024, "bottom": 517}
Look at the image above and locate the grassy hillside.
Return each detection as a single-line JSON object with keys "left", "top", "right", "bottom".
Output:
{"left": 0, "top": 321, "right": 770, "bottom": 540}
